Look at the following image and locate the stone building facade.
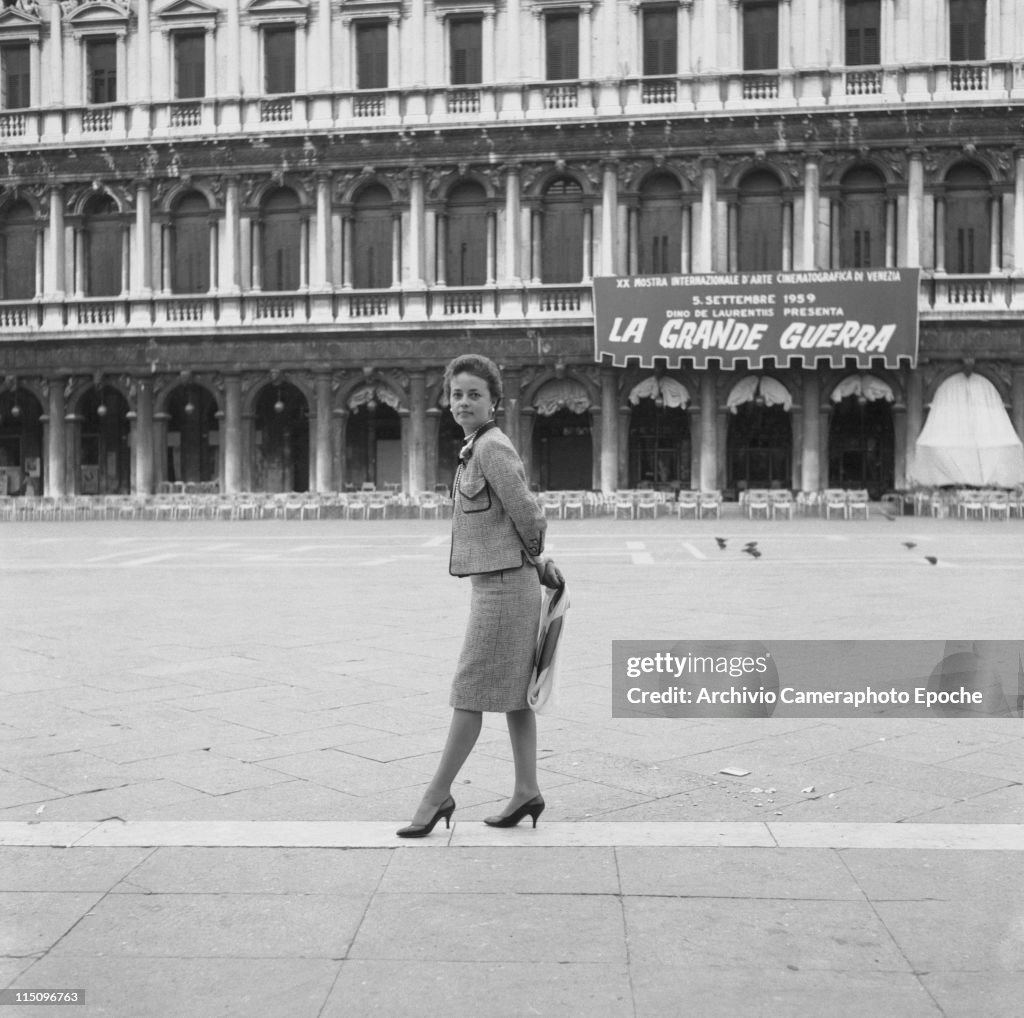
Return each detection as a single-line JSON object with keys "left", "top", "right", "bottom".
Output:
{"left": 1, "top": 0, "right": 1022, "bottom": 497}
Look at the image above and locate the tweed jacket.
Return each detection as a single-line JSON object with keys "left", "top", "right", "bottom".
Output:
{"left": 449, "top": 426, "right": 546, "bottom": 577}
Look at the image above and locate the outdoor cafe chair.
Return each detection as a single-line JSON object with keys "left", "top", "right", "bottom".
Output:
{"left": 846, "top": 489, "right": 870, "bottom": 520}
{"left": 699, "top": 490, "right": 722, "bottom": 519}
{"left": 365, "top": 492, "right": 390, "bottom": 519}
{"left": 540, "top": 492, "right": 563, "bottom": 519}
{"left": 561, "top": 491, "right": 586, "bottom": 519}
{"left": 636, "top": 490, "right": 659, "bottom": 519}
{"left": 823, "top": 489, "right": 848, "bottom": 520}
{"left": 745, "top": 489, "right": 772, "bottom": 520}
{"left": 613, "top": 491, "right": 636, "bottom": 520}
{"left": 676, "top": 490, "right": 700, "bottom": 520}
{"left": 986, "top": 490, "right": 1010, "bottom": 521}
{"left": 770, "top": 490, "right": 795, "bottom": 520}
{"left": 0, "top": 495, "right": 15, "bottom": 521}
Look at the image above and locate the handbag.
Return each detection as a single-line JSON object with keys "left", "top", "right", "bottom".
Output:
{"left": 527, "top": 580, "right": 569, "bottom": 714}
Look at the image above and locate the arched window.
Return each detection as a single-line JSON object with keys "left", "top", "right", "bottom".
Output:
{"left": 839, "top": 167, "right": 886, "bottom": 268}
{"left": 171, "top": 192, "right": 211, "bottom": 294}
{"left": 444, "top": 182, "right": 487, "bottom": 286}
{"left": 83, "top": 195, "right": 122, "bottom": 297}
{"left": 541, "top": 177, "right": 584, "bottom": 283}
{"left": 737, "top": 170, "right": 783, "bottom": 272}
{"left": 0, "top": 201, "right": 36, "bottom": 300}
{"left": 353, "top": 184, "right": 393, "bottom": 289}
{"left": 637, "top": 174, "right": 683, "bottom": 275}
{"left": 944, "top": 164, "right": 991, "bottom": 274}
{"left": 260, "top": 187, "right": 301, "bottom": 291}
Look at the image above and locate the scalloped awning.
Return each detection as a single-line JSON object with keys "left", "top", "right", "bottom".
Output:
{"left": 533, "top": 378, "right": 591, "bottom": 417}
{"left": 628, "top": 376, "right": 690, "bottom": 409}
{"left": 830, "top": 374, "right": 895, "bottom": 403}
{"left": 726, "top": 376, "right": 792, "bottom": 413}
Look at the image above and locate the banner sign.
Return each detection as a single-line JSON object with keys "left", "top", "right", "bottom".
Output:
{"left": 593, "top": 269, "right": 920, "bottom": 369}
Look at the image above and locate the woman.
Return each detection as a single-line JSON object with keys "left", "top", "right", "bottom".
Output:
{"left": 397, "top": 353, "right": 563, "bottom": 838}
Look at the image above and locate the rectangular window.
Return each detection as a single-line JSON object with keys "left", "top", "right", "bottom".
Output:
{"left": 450, "top": 17, "right": 482, "bottom": 85}
{"left": 845, "top": 0, "right": 880, "bottom": 66}
{"left": 545, "top": 12, "right": 579, "bottom": 81}
{"left": 1, "top": 43, "right": 30, "bottom": 110}
{"left": 643, "top": 7, "right": 677, "bottom": 77}
{"left": 356, "top": 21, "right": 388, "bottom": 90}
{"left": 86, "top": 37, "right": 117, "bottom": 104}
{"left": 174, "top": 31, "right": 205, "bottom": 99}
{"left": 950, "top": 0, "right": 985, "bottom": 61}
{"left": 264, "top": 25, "right": 296, "bottom": 94}
{"left": 742, "top": 1, "right": 778, "bottom": 72}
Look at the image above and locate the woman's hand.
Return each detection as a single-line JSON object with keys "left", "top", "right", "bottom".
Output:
{"left": 537, "top": 557, "right": 564, "bottom": 589}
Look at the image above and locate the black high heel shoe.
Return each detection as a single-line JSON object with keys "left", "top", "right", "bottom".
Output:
{"left": 396, "top": 796, "right": 456, "bottom": 839}
{"left": 483, "top": 795, "right": 545, "bottom": 829}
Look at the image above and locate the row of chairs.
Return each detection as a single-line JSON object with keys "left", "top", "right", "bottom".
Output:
{"left": 910, "top": 488, "right": 1024, "bottom": 521}
{"left": 0, "top": 492, "right": 453, "bottom": 522}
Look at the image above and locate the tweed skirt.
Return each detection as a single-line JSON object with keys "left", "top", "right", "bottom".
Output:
{"left": 450, "top": 563, "right": 541, "bottom": 712}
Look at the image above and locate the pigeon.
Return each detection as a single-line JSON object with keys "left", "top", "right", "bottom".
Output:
{"left": 715, "top": 537, "right": 728, "bottom": 549}
{"left": 744, "top": 541, "right": 758, "bottom": 550}
{"left": 882, "top": 510, "right": 897, "bottom": 521}
{"left": 902, "top": 542, "right": 917, "bottom": 549}
{"left": 742, "top": 546, "right": 762, "bottom": 559}
{"left": 925, "top": 556, "right": 938, "bottom": 565}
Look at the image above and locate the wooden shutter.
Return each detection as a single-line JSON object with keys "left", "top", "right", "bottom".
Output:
{"left": 354, "top": 186, "right": 393, "bottom": 288}
{"left": 2, "top": 44, "right": 30, "bottom": 110}
{"left": 643, "top": 8, "right": 677, "bottom": 76}
{"left": 445, "top": 184, "right": 487, "bottom": 286}
{"left": 85, "top": 201, "right": 121, "bottom": 297}
{"left": 261, "top": 190, "right": 301, "bottom": 292}
{"left": 541, "top": 179, "right": 584, "bottom": 284}
{"left": 950, "top": 0, "right": 986, "bottom": 61}
{"left": 845, "top": 0, "right": 881, "bottom": 65}
{"left": 545, "top": 13, "right": 579, "bottom": 81}
{"left": 0, "top": 203, "right": 35, "bottom": 299}
{"left": 172, "top": 195, "right": 210, "bottom": 294}
{"left": 174, "top": 32, "right": 205, "bottom": 99}
{"left": 264, "top": 26, "right": 296, "bottom": 94}
{"left": 738, "top": 173, "right": 783, "bottom": 272}
{"left": 638, "top": 177, "right": 682, "bottom": 274}
{"left": 742, "top": 2, "right": 778, "bottom": 72}
{"left": 357, "top": 22, "right": 389, "bottom": 89}
{"left": 450, "top": 18, "right": 482, "bottom": 85}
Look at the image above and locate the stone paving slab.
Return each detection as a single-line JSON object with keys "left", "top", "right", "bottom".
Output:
{"left": 1, "top": 519, "right": 1022, "bottom": 1016}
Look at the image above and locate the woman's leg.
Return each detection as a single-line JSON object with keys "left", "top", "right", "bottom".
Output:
{"left": 408, "top": 707, "right": 482, "bottom": 825}
{"left": 486, "top": 708, "right": 541, "bottom": 819}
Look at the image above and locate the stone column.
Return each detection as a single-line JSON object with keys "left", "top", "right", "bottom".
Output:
{"left": 802, "top": 157, "right": 818, "bottom": 270}
{"left": 45, "top": 381, "right": 66, "bottom": 498}
{"left": 600, "top": 368, "right": 618, "bottom": 493}
{"left": 699, "top": 370, "right": 718, "bottom": 491}
{"left": 136, "top": 0, "right": 152, "bottom": 105}
{"left": 502, "top": 165, "right": 521, "bottom": 284}
{"left": 408, "top": 372, "right": 427, "bottom": 496}
{"left": 617, "top": 405, "right": 630, "bottom": 488}
{"left": 530, "top": 208, "right": 542, "bottom": 282}
{"left": 221, "top": 177, "right": 241, "bottom": 293}
{"left": 502, "top": 368, "right": 522, "bottom": 452}
{"left": 315, "top": 374, "right": 333, "bottom": 492}
{"left": 313, "top": 174, "right": 331, "bottom": 290}
{"left": 1012, "top": 365, "right": 1024, "bottom": 442}
{"left": 934, "top": 197, "right": 946, "bottom": 273}
{"left": 132, "top": 380, "right": 155, "bottom": 495}
{"left": 600, "top": 162, "right": 617, "bottom": 276}
{"left": 333, "top": 409, "right": 349, "bottom": 490}
{"left": 906, "top": 150, "right": 924, "bottom": 268}
{"left": 407, "top": 170, "right": 425, "bottom": 286}
{"left": 905, "top": 368, "right": 924, "bottom": 482}
{"left": 800, "top": 370, "right": 820, "bottom": 493}
{"left": 223, "top": 375, "right": 243, "bottom": 494}
{"left": 1013, "top": 152, "right": 1024, "bottom": 274}
{"left": 134, "top": 183, "right": 153, "bottom": 296}
{"left": 892, "top": 404, "right": 907, "bottom": 490}
{"left": 154, "top": 412, "right": 170, "bottom": 488}
{"left": 44, "top": 186, "right": 65, "bottom": 301}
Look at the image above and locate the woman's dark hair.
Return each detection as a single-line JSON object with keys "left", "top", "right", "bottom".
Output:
{"left": 443, "top": 354, "right": 503, "bottom": 407}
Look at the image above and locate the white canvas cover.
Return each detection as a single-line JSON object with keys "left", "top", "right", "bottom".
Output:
{"left": 909, "top": 372, "right": 1024, "bottom": 487}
